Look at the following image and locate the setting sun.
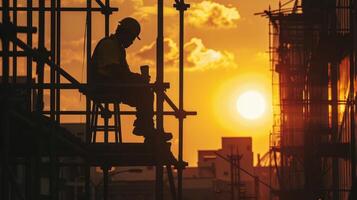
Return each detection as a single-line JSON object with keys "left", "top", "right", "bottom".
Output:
{"left": 236, "top": 91, "right": 266, "bottom": 120}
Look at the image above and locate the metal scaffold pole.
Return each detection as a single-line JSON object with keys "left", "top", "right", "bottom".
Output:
{"left": 56, "top": 0, "right": 61, "bottom": 122}
{"left": 105, "top": 0, "right": 110, "bottom": 37}
{"left": 50, "top": 0, "right": 56, "bottom": 121}
{"left": 85, "top": 1, "right": 92, "bottom": 199}
{"left": 2, "top": 0, "right": 10, "bottom": 84}
{"left": 174, "top": 1, "right": 190, "bottom": 199}
{"left": 350, "top": 0, "right": 356, "bottom": 181}
{"left": 36, "top": 0, "right": 45, "bottom": 113}
{"left": 1, "top": 0, "right": 10, "bottom": 197}
{"left": 156, "top": 0, "right": 164, "bottom": 199}
{"left": 25, "top": 2, "right": 33, "bottom": 198}
{"left": 85, "top": 0, "right": 92, "bottom": 144}
{"left": 12, "top": 0, "right": 17, "bottom": 83}
{"left": 26, "top": 0, "right": 33, "bottom": 111}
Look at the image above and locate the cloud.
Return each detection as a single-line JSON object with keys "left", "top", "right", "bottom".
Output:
{"left": 132, "top": 5, "right": 177, "bottom": 21}
{"left": 134, "top": 38, "right": 179, "bottom": 67}
{"left": 134, "top": 37, "right": 237, "bottom": 71}
{"left": 188, "top": 1, "right": 240, "bottom": 28}
{"left": 61, "top": 38, "right": 85, "bottom": 67}
{"left": 184, "top": 38, "right": 237, "bottom": 71}
{"left": 130, "top": 1, "right": 240, "bottom": 28}
{"left": 59, "top": 37, "right": 98, "bottom": 82}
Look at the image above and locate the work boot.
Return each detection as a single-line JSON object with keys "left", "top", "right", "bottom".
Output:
{"left": 143, "top": 130, "right": 173, "bottom": 143}
{"left": 133, "top": 119, "right": 154, "bottom": 136}
{"left": 133, "top": 126, "right": 145, "bottom": 136}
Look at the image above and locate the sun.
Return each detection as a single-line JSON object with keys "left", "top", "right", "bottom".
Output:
{"left": 236, "top": 91, "right": 266, "bottom": 120}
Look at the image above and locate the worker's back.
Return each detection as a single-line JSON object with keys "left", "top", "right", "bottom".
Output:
{"left": 89, "top": 35, "right": 129, "bottom": 86}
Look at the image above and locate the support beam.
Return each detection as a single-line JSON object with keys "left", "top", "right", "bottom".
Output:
{"left": 104, "top": 0, "right": 110, "bottom": 36}
{"left": 50, "top": 0, "right": 56, "bottom": 121}
{"left": 26, "top": 0, "right": 33, "bottom": 112}
{"left": 85, "top": 3, "right": 92, "bottom": 200}
{"left": 56, "top": 0, "right": 61, "bottom": 122}
{"left": 12, "top": 0, "right": 17, "bottom": 83}
{"left": 1, "top": 0, "right": 10, "bottom": 198}
{"left": 0, "top": 7, "right": 118, "bottom": 12}
{"left": 174, "top": 1, "right": 190, "bottom": 199}
{"left": 156, "top": 0, "right": 164, "bottom": 199}
{"left": 350, "top": 0, "right": 356, "bottom": 182}
{"left": 36, "top": 0, "right": 45, "bottom": 113}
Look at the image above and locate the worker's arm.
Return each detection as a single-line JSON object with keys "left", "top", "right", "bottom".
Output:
{"left": 95, "top": 40, "right": 128, "bottom": 77}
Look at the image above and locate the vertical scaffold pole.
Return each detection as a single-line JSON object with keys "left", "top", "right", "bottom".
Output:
{"left": 85, "top": 1, "right": 92, "bottom": 200}
{"left": 86, "top": 0, "right": 92, "bottom": 144}
{"left": 26, "top": 1, "right": 33, "bottom": 198}
{"left": 105, "top": 0, "right": 110, "bottom": 37}
{"left": 103, "top": 2, "right": 110, "bottom": 199}
{"left": 2, "top": 0, "right": 10, "bottom": 84}
{"left": 0, "top": 0, "right": 10, "bottom": 200}
{"left": 156, "top": 0, "right": 164, "bottom": 199}
{"left": 350, "top": 0, "right": 356, "bottom": 182}
{"left": 26, "top": 0, "right": 33, "bottom": 111}
{"left": 13, "top": 0, "right": 17, "bottom": 83}
{"left": 50, "top": 2, "right": 58, "bottom": 199}
{"left": 56, "top": 0, "right": 61, "bottom": 122}
{"left": 174, "top": 1, "right": 189, "bottom": 200}
{"left": 50, "top": 0, "right": 56, "bottom": 120}
{"left": 1, "top": 1, "right": 10, "bottom": 198}
{"left": 37, "top": 0, "right": 45, "bottom": 113}
{"left": 156, "top": 0, "right": 164, "bottom": 132}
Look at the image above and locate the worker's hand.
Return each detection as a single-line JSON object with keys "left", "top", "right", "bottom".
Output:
{"left": 141, "top": 74, "right": 150, "bottom": 83}
{"left": 140, "top": 65, "right": 150, "bottom": 83}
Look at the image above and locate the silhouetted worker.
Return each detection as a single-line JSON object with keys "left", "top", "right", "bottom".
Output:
{"left": 90, "top": 17, "right": 172, "bottom": 142}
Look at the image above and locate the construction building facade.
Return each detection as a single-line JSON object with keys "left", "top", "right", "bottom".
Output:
{"left": 261, "top": 0, "right": 357, "bottom": 199}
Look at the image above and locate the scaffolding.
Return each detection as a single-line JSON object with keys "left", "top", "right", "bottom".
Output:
{"left": 0, "top": 0, "right": 195, "bottom": 200}
{"left": 259, "top": 0, "right": 356, "bottom": 199}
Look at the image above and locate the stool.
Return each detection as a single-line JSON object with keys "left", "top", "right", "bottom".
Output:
{"left": 89, "top": 96, "right": 122, "bottom": 144}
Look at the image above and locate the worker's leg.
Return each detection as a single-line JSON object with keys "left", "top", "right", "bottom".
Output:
{"left": 118, "top": 72, "right": 155, "bottom": 135}
{"left": 117, "top": 71, "right": 172, "bottom": 141}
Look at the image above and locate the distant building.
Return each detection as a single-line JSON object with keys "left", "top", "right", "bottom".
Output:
{"left": 190, "top": 137, "right": 256, "bottom": 200}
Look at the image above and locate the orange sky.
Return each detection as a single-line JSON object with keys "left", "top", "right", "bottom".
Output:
{"left": 11, "top": 0, "right": 278, "bottom": 166}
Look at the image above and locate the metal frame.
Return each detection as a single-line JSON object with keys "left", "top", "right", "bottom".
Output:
{"left": 0, "top": 0, "right": 195, "bottom": 200}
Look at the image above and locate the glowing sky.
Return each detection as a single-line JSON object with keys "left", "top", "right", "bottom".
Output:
{"left": 13, "top": 0, "right": 278, "bottom": 166}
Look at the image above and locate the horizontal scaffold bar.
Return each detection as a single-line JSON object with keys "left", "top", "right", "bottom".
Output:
{"left": 0, "top": 83, "right": 170, "bottom": 89}
{"left": 42, "top": 110, "right": 197, "bottom": 116}
{"left": 0, "top": 7, "right": 118, "bottom": 12}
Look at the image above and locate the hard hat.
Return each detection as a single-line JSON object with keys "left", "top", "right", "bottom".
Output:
{"left": 119, "top": 17, "right": 141, "bottom": 40}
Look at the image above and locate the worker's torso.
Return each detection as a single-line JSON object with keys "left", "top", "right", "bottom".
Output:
{"left": 89, "top": 36, "right": 129, "bottom": 84}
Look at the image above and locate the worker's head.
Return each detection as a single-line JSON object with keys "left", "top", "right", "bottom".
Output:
{"left": 115, "top": 17, "right": 141, "bottom": 48}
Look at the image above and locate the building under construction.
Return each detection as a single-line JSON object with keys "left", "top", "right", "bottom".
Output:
{"left": 0, "top": 0, "right": 196, "bottom": 200}
{"left": 260, "top": 0, "right": 357, "bottom": 199}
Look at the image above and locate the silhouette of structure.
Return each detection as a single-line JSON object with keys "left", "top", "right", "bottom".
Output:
{"left": 0, "top": 1, "right": 195, "bottom": 200}
{"left": 258, "top": 0, "right": 357, "bottom": 199}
